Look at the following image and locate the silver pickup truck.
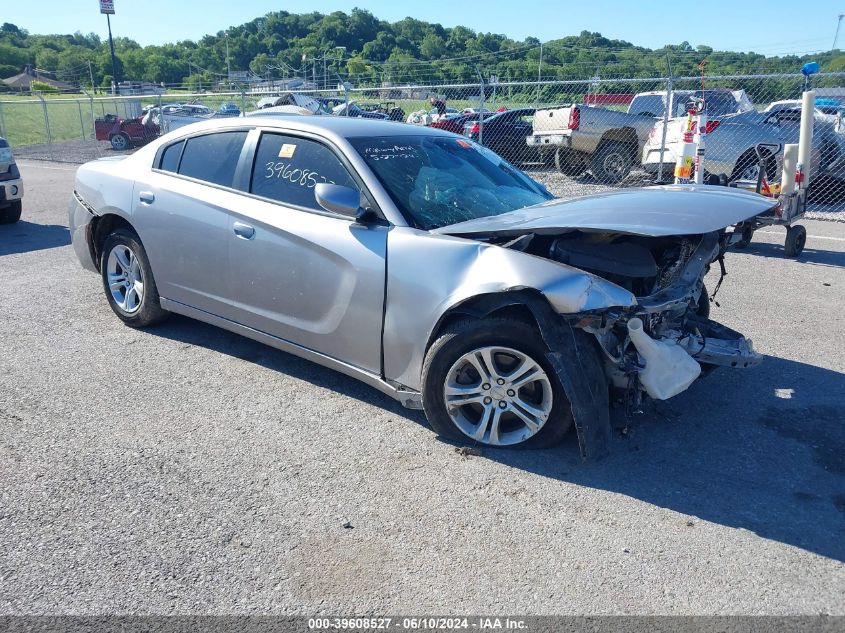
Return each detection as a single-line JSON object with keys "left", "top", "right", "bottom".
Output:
{"left": 0, "top": 137, "right": 23, "bottom": 224}
{"left": 526, "top": 90, "right": 725, "bottom": 183}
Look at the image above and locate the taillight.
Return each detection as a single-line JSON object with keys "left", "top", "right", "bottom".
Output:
{"left": 469, "top": 122, "right": 480, "bottom": 135}
{"left": 704, "top": 120, "right": 720, "bottom": 134}
{"left": 568, "top": 107, "right": 580, "bottom": 130}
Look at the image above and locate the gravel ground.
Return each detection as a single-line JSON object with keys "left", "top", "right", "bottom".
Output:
{"left": 0, "top": 161, "right": 843, "bottom": 616}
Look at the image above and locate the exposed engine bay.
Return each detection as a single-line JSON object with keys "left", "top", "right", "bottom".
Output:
{"left": 492, "top": 227, "right": 761, "bottom": 406}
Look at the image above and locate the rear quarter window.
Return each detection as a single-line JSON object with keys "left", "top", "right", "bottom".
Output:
{"left": 158, "top": 140, "right": 184, "bottom": 172}
{"left": 177, "top": 131, "right": 248, "bottom": 187}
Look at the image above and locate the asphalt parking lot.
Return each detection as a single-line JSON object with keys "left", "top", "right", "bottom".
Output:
{"left": 0, "top": 160, "right": 843, "bottom": 615}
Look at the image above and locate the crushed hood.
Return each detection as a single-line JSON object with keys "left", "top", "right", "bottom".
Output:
{"left": 434, "top": 185, "right": 776, "bottom": 238}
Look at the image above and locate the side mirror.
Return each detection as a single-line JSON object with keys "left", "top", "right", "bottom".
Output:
{"left": 314, "top": 183, "right": 361, "bottom": 216}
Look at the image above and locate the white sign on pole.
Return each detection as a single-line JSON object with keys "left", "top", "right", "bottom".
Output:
{"left": 99, "top": 0, "right": 115, "bottom": 15}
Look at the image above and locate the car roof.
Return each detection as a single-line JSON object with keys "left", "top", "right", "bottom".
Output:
{"left": 165, "top": 114, "right": 457, "bottom": 139}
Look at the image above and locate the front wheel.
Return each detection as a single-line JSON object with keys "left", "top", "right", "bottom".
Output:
{"left": 422, "top": 318, "right": 573, "bottom": 449}
{"left": 100, "top": 228, "right": 168, "bottom": 328}
{"left": 0, "top": 200, "right": 22, "bottom": 224}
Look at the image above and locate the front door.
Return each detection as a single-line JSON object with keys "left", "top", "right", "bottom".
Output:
{"left": 225, "top": 130, "right": 387, "bottom": 374}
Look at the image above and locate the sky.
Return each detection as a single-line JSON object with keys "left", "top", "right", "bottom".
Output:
{"left": 3, "top": 0, "right": 842, "bottom": 57}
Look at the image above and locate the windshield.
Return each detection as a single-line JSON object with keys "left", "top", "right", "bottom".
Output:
{"left": 351, "top": 135, "right": 552, "bottom": 230}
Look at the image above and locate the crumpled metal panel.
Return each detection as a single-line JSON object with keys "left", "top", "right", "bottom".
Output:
{"left": 382, "top": 227, "right": 636, "bottom": 391}
{"left": 433, "top": 185, "right": 778, "bottom": 238}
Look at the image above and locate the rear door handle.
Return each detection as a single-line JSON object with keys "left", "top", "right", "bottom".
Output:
{"left": 233, "top": 221, "right": 255, "bottom": 240}
{"left": 139, "top": 191, "right": 155, "bottom": 204}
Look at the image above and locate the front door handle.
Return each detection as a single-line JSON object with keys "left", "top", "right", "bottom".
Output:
{"left": 139, "top": 191, "right": 155, "bottom": 204}
{"left": 233, "top": 221, "right": 255, "bottom": 240}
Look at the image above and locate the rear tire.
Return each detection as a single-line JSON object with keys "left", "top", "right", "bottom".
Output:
{"left": 555, "top": 148, "right": 587, "bottom": 177}
{"left": 422, "top": 318, "right": 573, "bottom": 449}
{"left": 591, "top": 141, "right": 634, "bottom": 184}
{"left": 784, "top": 225, "right": 806, "bottom": 257}
{"left": 100, "top": 228, "right": 168, "bottom": 328}
{"left": 0, "top": 200, "right": 22, "bottom": 224}
{"left": 110, "top": 132, "right": 130, "bottom": 151}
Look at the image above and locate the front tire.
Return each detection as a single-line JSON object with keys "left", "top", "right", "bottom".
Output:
{"left": 0, "top": 200, "right": 22, "bottom": 224}
{"left": 422, "top": 318, "right": 573, "bottom": 449}
{"left": 100, "top": 228, "right": 168, "bottom": 328}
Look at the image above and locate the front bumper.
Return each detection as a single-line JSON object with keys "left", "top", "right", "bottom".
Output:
{"left": 0, "top": 178, "right": 23, "bottom": 207}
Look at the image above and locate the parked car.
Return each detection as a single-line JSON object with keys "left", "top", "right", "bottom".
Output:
{"left": 528, "top": 89, "right": 753, "bottom": 183}
{"left": 642, "top": 104, "right": 845, "bottom": 183}
{"left": 427, "top": 110, "right": 494, "bottom": 135}
{"left": 69, "top": 116, "right": 767, "bottom": 456}
{"left": 218, "top": 102, "right": 241, "bottom": 116}
{"left": 0, "top": 137, "right": 23, "bottom": 224}
{"left": 95, "top": 113, "right": 160, "bottom": 151}
{"left": 464, "top": 108, "right": 537, "bottom": 164}
{"left": 332, "top": 101, "right": 390, "bottom": 119}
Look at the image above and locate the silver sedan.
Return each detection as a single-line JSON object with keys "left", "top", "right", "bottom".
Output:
{"left": 69, "top": 116, "right": 771, "bottom": 458}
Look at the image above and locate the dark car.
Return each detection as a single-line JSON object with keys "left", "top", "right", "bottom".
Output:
{"left": 465, "top": 108, "right": 537, "bottom": 164}
{"left": 218, "top": 102, "right": 241, "bottom": 116}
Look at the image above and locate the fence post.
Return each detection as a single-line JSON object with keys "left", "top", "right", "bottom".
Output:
{"left": 476, "top": 69, "right": 485, "bottom": 146}
{"left": 657, "top": 57, "right": 673, "bottom": 183}
{"left": 0, "top": 101, "right": 6, "bottom": 139}
{"left": 77, "top": 100, "right": 86, "bottom": 141}
{"left": 36, "top": 93, "right": 54, "bottom": 161}
{"left": 83, "top": 89, "right": 96, "bottom": 145}
{"left": 240, "top": 88, "right": 246, "bottom": 116}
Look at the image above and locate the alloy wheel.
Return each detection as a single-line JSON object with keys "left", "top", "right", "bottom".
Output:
{"left": 106, "top": 244, "right": 144, "bottom": 313}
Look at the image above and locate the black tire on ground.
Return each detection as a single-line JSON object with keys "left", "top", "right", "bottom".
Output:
{"left": 100, "top": 228, "right": 169, "bottom": 328}
{"left": 784, "top": 225, "right": 807, "bottom": 258}
{"left": 555, "top": 148, "right": 587, "bottom": 177}
{"left": 110, "top": 132, "right": 130, "bottom": 151}
{"left": 0, "top": 200, "right": 22, "bottom": 224}
{"left": 422, "top": 318, "right": 573, "bottom": 449}
{"left": 734, "top": 224, "right": 754, "bottom": 249}
{"left": 590, "top": 141, "right": 634, "bottom": 184}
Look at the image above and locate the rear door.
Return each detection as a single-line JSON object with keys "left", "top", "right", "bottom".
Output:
{"left": 132, "top": 129, "right": 249, "bottom": 316}
{"left": 225, "top": 129, "right": 388, "bottom": 374}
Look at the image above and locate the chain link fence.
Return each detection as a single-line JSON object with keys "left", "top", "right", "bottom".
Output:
{"left": 1, "top": 71, "right": 843, "bottom": 216}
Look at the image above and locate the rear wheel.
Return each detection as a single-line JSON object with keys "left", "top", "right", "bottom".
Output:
{"left": 100, "top": 228, "right": 168, "bottom": 328}
{"left": 422, "top": 318, "right": 572, "bottom": 449}
{"left": 555, "top": 148, "right": 587, "bottom": 177}
{"left": 591, "top": 141, "right": 634, "bottom": 184}
{"left": 0, "top": 200, "right": 22, "bottom": 224}
{"left": 110, "top": 132, "right": 130, "bottom": 151}
{"left": 784, "top": 225, "right": 806, "bottom": 257}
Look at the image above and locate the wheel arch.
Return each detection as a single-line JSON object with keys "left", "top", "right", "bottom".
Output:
{"left": 599, "top": 126, "right": 639, "bottom": 157}
{"left": 90, "top": 213, "right": 138, "bottom": 272}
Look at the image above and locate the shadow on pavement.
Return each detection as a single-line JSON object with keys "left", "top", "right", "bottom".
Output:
{"left": 740, "top": 240, "right": 845, "bottom": 268}
{"left": 0, "top": 221, "right": 70, "bottom": 256}
{"left": 147, "top": 312, "right": 845, "bottom": 562}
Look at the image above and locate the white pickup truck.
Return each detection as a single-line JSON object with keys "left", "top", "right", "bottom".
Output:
{"left": 527, "top": 91, "right": 696, "bottom": 184}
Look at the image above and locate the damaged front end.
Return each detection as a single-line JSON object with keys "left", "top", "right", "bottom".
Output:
{"left": 485, "top": 226, "right": 761, "bottom": 459}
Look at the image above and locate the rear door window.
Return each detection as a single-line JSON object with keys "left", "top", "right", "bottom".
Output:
{"left": 178, "top": 131, "right": 248, "bottom": 188}
{"left": 250, "top": 132, "right": 358, "bottom": 214}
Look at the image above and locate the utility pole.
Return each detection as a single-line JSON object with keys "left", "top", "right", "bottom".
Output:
{"left": 225, "top": 31, "right": 231, "bottom": 85}
{"left": 834, "top": 14, "right": 845, "bottom": 50}
{"left": 88, "top": 60, "right": 95, "bottom": 93}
